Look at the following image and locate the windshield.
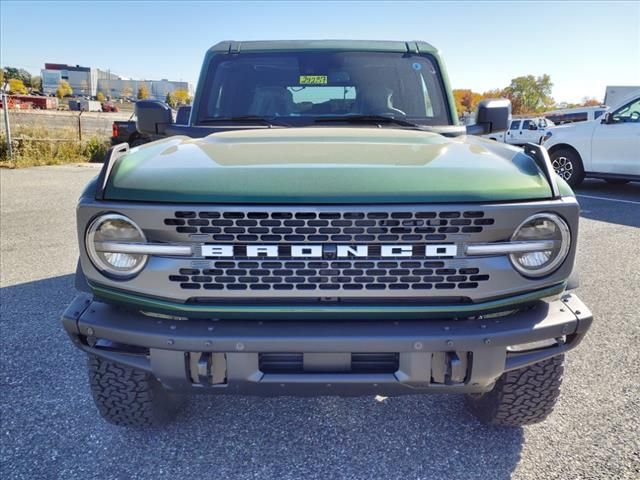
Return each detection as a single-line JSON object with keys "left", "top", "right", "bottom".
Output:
{"left": 198, "top": 51, "right": 451, "bottom": 126}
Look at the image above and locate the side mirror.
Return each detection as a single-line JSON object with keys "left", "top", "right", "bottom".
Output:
{"left": 175, "top": 105, "right": 192, "bottom": 125}
{"left": 601, "top": 112, "right": 612, "bottom": 124}
{"left": 135, "top": 100, "right": 173, "bottom": 135}
{"left": 466, "top": 99, "right": 511, "bottom": 135}
{"left": 528, "top": 124, "right": 538, "bottom": 130}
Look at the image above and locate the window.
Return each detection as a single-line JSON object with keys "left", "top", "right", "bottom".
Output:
{"left": 199, "top": 51, "right": 451, "bottom": 125}
{"left": 286, "top": 86, "right": 356, "bottom": 114}
{"left": 522, "top": 120, "right": 531, "bottom": 130}
{"left": 509, "top": 120, "right": 521, "bottom": 130}
{"left": 594, "top": 110, "right": 606, "bottom": 119}
{"left": 611, "top": 98, "right": 640, "bottom": 123}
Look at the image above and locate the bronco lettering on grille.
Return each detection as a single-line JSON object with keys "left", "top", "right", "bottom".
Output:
{"left": 201, "top": 244, "right": 458, "bottom": 258}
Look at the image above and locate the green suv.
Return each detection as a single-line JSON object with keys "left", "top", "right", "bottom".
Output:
{"left": 62, "top": 40, "right": 592, "bottom": 427}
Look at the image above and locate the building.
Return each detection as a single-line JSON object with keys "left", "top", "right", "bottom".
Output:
{"left": 41, "top": 63, "right": 96, "bottom": 97}
{"left": 41, "top": 63, "right": 192, "bottom": 100}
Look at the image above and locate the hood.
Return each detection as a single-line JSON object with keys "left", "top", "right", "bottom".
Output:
{"left": 105, "top": 128, "right": 553, "bottom": 204}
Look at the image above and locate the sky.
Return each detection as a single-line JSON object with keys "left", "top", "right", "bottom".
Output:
{"left": 1, "top": 0, "right": 639, "bottom": 103}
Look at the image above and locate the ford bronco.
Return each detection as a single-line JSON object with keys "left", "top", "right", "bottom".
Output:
{"left": 61, "top": 40, "right": 592, "bottom": 427}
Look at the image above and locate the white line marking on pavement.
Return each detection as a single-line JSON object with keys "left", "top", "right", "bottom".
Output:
{"left": 576, "top": 194, "right": 640, "bottom": 206}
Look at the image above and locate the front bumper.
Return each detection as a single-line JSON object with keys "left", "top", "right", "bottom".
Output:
{"left": 62, "top": 293, "right": 592, "bottom": 395}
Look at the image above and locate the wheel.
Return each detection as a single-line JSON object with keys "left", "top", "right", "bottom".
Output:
{"left": 549, "top": 149, "right": 585, "bottom": 187}
{"left": 465, "top": 355, "right": 564, "bottom": 427}
{"left": 605, "top": 179, "right": 629, "bottom": 185}
{"left": 88, "top": 355, "right": 177, "bottom": 427}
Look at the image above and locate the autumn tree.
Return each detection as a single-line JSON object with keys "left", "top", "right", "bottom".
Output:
{"left": 172, "top": 89, "right": 191, "bottom": 105}
{"left": 8, "top": 78, "right": 28, "bottom": 94}
{"left": 137, "top": 84, "right": 150, "bottom": 100}
{"left": 56, "top": 80, "right": 73, "bottom": 99}
{"left": 502, "top": 75, "right": 554, "bottom": 114}
{"left": 453, "top": 89, "right": 483, "bottom": 114}
{"left": 121, "top": 83, "right": 133, "bottom": 99}
{"left": 96, "top": 91, "right": 105, "bottom": 102}
{"left": 581, "top": 97, "right": 601, "bottom": 106}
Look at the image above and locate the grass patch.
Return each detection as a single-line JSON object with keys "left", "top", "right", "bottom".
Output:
{"left": 0, "top": 127, "right": 110, "bottom": 168}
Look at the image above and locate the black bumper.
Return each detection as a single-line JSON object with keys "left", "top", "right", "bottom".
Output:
{"left": 62, "top": 293, "right": 592, "bottom": 396}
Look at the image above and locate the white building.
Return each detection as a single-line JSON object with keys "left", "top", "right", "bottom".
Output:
{"left": 41, "top": 63, "right": 192, "bottom": 100}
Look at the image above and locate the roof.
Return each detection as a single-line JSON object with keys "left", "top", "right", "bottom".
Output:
{"left": 208, "top": 40, "right": 438, "bottom": 54}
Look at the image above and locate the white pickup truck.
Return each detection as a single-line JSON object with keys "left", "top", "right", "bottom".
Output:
{"left": 542, "top": 92, "right": 640, "bottom": 186}
{"left": 483, "top": 117, "right": 554, "bottom": 145}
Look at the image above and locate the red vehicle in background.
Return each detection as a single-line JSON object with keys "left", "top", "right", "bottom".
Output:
{"left": 101, "top": 102, "right": 119, "bottom": 112}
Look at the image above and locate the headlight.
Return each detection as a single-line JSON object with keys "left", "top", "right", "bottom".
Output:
{"left": 86, "top": 214, "right": 147, "bottom": 279}
{"left": 510, "top": 213, "right": 570, "bottom": 277}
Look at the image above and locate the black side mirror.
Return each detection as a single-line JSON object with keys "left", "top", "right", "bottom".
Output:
{"left": 528, "top": 123, "right": 538, "bottom": 130}
{"left": 175, "top": 105, "right": 192, "bottom": 125}
{"left": 466, "top": 99, "right": 511, "bottom": 135}
{"left": 135, "top": 100, "right": 173, "bottom": 135}
{"left": 601, "top": 112, "right": 612, "bottom": 124}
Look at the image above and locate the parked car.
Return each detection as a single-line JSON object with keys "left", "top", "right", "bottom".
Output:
{"left": 111, "top": 114, "right": 150, "bottom": 147}
{"left": 102, "top": 102, "right": 119, "bottom": 113}
{"left": 544, "top": 106, "right": 608, "bottom": 125}
{"left": 483, "top": 117, "right": 554, "bottom": 145}
{"left": 63, "top": 40, "right": 592, "bottom": 429}
{"left": 542, "top": 93, "right": 640, "bottom": 186}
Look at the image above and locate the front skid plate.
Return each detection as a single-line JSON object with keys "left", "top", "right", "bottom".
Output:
{"left": 62, "top": 293, "right": 592, "bottom": 395}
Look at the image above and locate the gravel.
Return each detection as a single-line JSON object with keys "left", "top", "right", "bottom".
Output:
{"left": 1, "top": 167, "right": 639, "bottom": 480}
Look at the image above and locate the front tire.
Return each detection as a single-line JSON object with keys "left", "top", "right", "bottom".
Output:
{"left": 88, "top": 355, "right": 177, "bottom": 427}
{"left": 465, "top": 355, "right": 564, "bottom": 427}
{"left": 550, "top": 149, "right": 585, "bottom": 187}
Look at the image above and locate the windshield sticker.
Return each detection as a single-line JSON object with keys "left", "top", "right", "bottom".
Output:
{"left": 299, "top": 75, "right": 328, "bottom": 85}
{"left": 412, "top": 62, "right": 422, "bottom": 71}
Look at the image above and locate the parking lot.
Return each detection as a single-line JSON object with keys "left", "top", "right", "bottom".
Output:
{"left": 1, "top": 165, "right": 638, "bottom": 480}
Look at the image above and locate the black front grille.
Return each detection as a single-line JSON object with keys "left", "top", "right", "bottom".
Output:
{"left": 258, "top": 353, "right": 399, "bottom": 374}
{"left": 169, "top": 261, "right": 490, "bottom": 292}
{"left": 163, "top": 209, "right": 495, "bottom": 243}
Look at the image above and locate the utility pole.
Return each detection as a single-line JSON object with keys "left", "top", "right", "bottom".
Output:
{"left": 2, "top": 80, "right": 12, "bottom": 159}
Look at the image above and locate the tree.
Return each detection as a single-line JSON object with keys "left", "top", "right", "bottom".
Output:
{"left": 121, "top": 82, "right": 133, "bottom": 99}
{"left": 165, "top": 92, "right": 176, "bottom": 108}
{"left": 3, "top": 67, "right": 32, "bottom": 87}
{"left": 137, "top": 84, "right": 149, "bottom": 100}
{"left": 56, "top": 80, "right": 73, "bottom": 99}
{"left": 8, "top": 78, "right": 28, "bottom": 94}
{"left": 31, "top": 75, "right": 42, "bottom": 92}
{"left": 453, "top": 89, "right": 482, "bottom": 115}
{"left": 503, "top": 75, "right": 554, "bottom": 114}
{"left": 96, "top": 91, "right": 105, "bottom": 102}
{"left": 581, "top": 97, "right": 601, "bottom": 107}
{"left": 172, "top": 88, "right": 192, "bottom": 105}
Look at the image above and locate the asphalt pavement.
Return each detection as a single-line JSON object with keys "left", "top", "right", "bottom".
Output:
{"left": 1, "top": 166, "right": 639, "bottom": 480}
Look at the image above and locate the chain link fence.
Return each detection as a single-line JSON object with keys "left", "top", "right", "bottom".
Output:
{"left": 1, "top": 109, "right": 130, "bottom": 167}
{"left": 0, "top": 109, "right": 130, "bottom": 142}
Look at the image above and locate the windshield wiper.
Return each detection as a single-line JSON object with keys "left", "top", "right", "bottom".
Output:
{"left": 314, "top": 115, "right": 423, "bottom": 128}
{"left": 200, "top": 115, "right": 292, "bottom": 126}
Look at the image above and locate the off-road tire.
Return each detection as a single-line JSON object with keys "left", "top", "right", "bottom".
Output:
{"left": 549, "top": 149, "right": 585, "bottom": 187}
{"left": 88, "top": 355, "right": 176, "bottom": 427}
{"left": 465, "top": 355, "right": 564, "bottom": 427}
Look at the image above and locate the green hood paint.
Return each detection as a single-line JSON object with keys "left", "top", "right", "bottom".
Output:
{"left": 105, "top": 128, "right": 554, "bottom": 204}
